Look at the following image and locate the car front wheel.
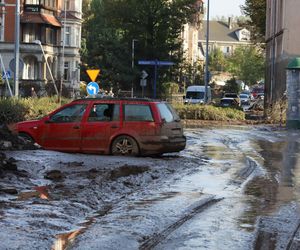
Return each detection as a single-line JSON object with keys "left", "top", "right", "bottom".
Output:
{"left": 111, "top": 135, "right": 139, "bottom": 156}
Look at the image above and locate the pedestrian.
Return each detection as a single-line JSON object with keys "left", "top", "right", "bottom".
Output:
{"left": 31, "top": 87, "right": 37, "bottom": 98}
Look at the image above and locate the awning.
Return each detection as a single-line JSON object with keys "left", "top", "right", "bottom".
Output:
{"left": 21, "top": 13, "right": 61, "bottom": 27}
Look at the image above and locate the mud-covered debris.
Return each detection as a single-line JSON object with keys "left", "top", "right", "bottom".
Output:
{"left": 0, "top": 187, "right": 18, "bottom": 195}
{"left": 61, "top": 161, "right": 84, "bottom": 167}
{"left": 0, "top": 123, "right": 38, "bottom": 150}
{"left": 109, "top": 165, "right": 149, "bottom": 180}
{"left": 0, "top": 153, "right": 19, "bottom": 177}
{"left": 45, "top": 170, "right": 64, "bottom": 181}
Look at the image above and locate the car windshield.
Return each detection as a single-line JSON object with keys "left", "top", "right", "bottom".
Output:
{"left": 186, "top": 91, "right": 204, "bottom": 99}
{"left": 239, "top": 94, "right": 248, "bottom": 98}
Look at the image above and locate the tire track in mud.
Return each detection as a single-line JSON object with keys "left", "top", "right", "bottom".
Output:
{"left": 139, "top": 196, "right": 223, "bottom": 250}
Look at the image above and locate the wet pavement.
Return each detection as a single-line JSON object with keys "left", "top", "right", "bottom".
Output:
{"left": 1, "top": 125, "right": 300, "bottom": 249}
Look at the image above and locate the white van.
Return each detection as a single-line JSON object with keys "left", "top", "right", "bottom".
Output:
{"left": 184, "top": 85, "right": 211, "bottom": 104}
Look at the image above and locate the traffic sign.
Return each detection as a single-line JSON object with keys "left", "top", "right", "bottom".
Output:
{"left": 86, "top": 69, "right": 100, "bottom": 82}
{"left": 87, "top": 82, "right": 99, "bottom": 95}
{"left": 141, "top": 70, "right": 148, "bottom": 79}
{"left": 2, "top": 70, "right": 11, "bottom": 79}
{"left": 140, "top": 79, "right": 147, "bottom": 87}
{"left": 138, "top": 60, "right": 174, "bottom": 66}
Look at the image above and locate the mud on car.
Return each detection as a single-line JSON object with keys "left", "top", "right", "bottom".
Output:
{"left": 14, "top": 98, "right": 186, "bottom": 156}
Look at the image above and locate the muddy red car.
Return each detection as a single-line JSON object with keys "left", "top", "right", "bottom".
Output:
{"left": 15, "top": 98, "right": 186, "bottom": 156}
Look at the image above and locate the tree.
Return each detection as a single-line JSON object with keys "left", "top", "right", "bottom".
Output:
{"left": 83, "top": 0, "right": 199, "bottom": 91}
{"left": 241, "top": 0, "right": 266, "bottom": 43}
{"left": 226, "top": 46, "right": 265, "bottom": 86}
{"left": 209, "top": 48, "right": 226, "bottom": 72}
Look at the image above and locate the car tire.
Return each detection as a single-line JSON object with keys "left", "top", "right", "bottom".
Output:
{"left": 111, "top": 135, "right": 139, "bottom": 156}
{"left": 19, "top": 133, "right": 34, "bottom": 143}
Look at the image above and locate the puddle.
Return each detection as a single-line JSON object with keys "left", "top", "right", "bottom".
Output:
{"left": 109, "top": 165, "right": 149, "bottom": 180}
{"left": 52, "top": 205, "right": 112, "bottom": 250}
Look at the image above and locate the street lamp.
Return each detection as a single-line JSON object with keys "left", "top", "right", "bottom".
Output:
{"left": 14, "top": 0, "right": 20, "bottom": 97}
{"left": 33, "top": 40, "right": 59, "bottom": 96}
{"left": 131, "top": 39, "right": 138, "bottom": 98}
{"left": 204, "top": 0, "right": 210, "bottom": 103}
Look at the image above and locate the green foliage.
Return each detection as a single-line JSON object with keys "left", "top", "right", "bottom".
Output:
{"left": 241, "top": 0, "right": 266, "bottom": 43}
{"left": 173, "top": 103, "right": 245, "bottom": 121}
{"left": 161, "top": 82, "right": 179, "bottom": 98}
{"left": 226, "top": 46, "right": 265, "bottom": 86}
{"left": 209, "top": 48, "right": 226, "bottom": 72}
{"left": 83, "top": 0, "right": 199, "bottom": 90}
{"left": 0, "top": 97, "right": 70, "bottom": 124}
{"left": 223, "top": 78, "right": 241, "bottom": 94}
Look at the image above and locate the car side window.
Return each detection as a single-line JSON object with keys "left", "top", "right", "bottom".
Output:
{"left": 88, "top": 104, "right": 119, "bottom": 122}
{"left": 49, "top": 104, "right": 87, "bottom": 123}
{"left": 124, "top": 104, "right": 154, "bottom": 122}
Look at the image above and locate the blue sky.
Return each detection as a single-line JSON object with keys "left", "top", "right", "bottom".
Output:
{"left": 208, "top": 0, "right": 245, "bottom": 19}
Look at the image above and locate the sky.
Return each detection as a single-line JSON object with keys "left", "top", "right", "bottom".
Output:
{"left": 207, "top": 0, "right": 246, "bottom": 19}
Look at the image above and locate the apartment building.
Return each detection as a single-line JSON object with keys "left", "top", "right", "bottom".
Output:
{"left": 265, "top": 0, "right": 300, "bottom": 104}
{"left": 181, "top": 0, "right": 204, "bottom": 66}
{"left": 0, "top": 0, "right": 82, "bottom": 96}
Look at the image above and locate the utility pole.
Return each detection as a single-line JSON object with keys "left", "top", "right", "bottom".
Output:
{"left": 204, "top": 0, "right": 210, "bottom": 103}
{"left": 14, "top": 0, "right": 20, "bottom": 97}
{"left": 59, "top": 1, "right": 67, "bottom": 104}
{"left": 0, "top": 1, "right": 5, "bottom": 42}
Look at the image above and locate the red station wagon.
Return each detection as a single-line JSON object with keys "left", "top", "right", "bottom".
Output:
{"left": 15, "top": 98, "right": 186, "bottom": 156}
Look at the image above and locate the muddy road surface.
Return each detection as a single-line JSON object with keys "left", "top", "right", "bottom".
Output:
{"left": 1, "top": 126, "right": 300, "bottom": 250}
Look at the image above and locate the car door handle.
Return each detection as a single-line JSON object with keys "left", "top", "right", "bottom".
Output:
{"left": 111, "top": 125, "right": 119, "bottom": 128}
{"left": 73, "top": 125, "right": 80, "bottom": 129}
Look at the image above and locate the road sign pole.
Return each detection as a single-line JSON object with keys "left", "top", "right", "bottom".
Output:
{"left": 154, "top": 62, "right": 157, "bottom": 99}
{"left": 0, "top": 54, "right": 13, "bottom": 97}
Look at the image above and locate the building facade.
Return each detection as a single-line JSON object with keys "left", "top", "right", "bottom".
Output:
{"left": 0, "top": 0, "right": 82, "bottom": 97}
{"left": 181, "top": 0, "right": 204, "bottom": 66}
{"left": 265, "top": 0, "right": 300, "bottom": 105}
{"left": 199, "top": 18, "right": 251, "bottom": 60}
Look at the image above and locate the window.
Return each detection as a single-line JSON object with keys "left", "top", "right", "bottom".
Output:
{"left": 64, "top": 62, "right": 69, "bottom": 80}
{"left": 88, "top": 104, "right": 119, "bottom": 122}
{"left": 65, "top": 27, "right": 71, "bottom": 46}
{"left": 25, "top": 0, "right": 39, "bottom": 4}
{"left": 157, "top": 103, "right": 178, "bottom": 123}
{"left": 50, "top": 104, "right": 87, "bottom": 123}
{"left": 124, "top": 104, "right": 154, "bottom": 122}
{"left": 23, "top": 57, "right": 38, "bottom": 80}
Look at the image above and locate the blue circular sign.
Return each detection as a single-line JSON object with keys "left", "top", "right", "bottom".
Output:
{"left": 87, "top": 82, "right": 99, "bottom": 95}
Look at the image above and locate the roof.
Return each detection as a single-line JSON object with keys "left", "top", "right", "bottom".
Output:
{"left": 199, "top": 21, "right": 245, "bottom": 43}
{"left": 59, "top": 11, "right": 81, "bottom": 21}
{"left": 21, "top": 13, "right": 61, "bottom": 27}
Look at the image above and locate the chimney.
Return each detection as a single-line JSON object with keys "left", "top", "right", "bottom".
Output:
{"left": 228, "top": 17, "right": 232, "bottom": 29}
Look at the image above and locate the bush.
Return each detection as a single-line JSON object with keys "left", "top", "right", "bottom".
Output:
{"left": 173, "top": 103, "right": 245, "bottom": 121}
{"left": 0, "top": 97, "right": 71, "bottom": 124}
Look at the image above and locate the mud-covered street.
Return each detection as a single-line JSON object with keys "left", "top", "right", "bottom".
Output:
{"left": 1, "top": 125, "right": 300, "bottom": 250}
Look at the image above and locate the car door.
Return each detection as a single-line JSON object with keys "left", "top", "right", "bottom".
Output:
{"left": 42, "top": 103, "right": 87, "bottom": 151}
{"left": 122, "top": 103, "right": 157, "bottom": 139}
{"left": 80, "top": 102, "right": 121, "bottom": 153}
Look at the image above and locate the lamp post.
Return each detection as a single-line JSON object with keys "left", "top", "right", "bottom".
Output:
{"left": 14, "top": 0, "right": 20, "bottom": 97}
{"left": 59, "top": 1, "right": 67, "bottom": 104}
{"left": 204, "top": 0, "right": 210, "bottom": 103}
{"left": 33, "top": 40, "right": 59, "bottom": 96}
{"left": 131, "top": 39, "right": 138, "bottom": 98}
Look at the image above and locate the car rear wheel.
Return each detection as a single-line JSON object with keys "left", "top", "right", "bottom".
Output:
{"left": 111, "top": 135, "right": 139, "bottom": 156}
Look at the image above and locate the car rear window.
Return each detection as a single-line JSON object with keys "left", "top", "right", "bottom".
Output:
{"left": 156, "top": 103, "right": 179, "bottom": 122}
{"left": 124, "top": 104, "right": 154, "bottom": 121}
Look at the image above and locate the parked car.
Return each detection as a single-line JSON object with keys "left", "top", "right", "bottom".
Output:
{"left": 223, "top": 93, "right": 241, "bottom": 106}
{"left": 239, "top": 93, "right": 251, "bottom": 105}
{"left": 219, "top": 98, "right": 240, "bottom": 108}
{"left": 14, "top": 98, "right": 186, "bottom": 156}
